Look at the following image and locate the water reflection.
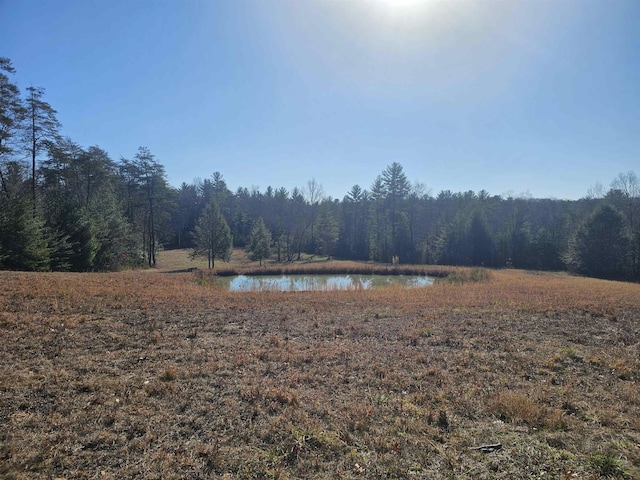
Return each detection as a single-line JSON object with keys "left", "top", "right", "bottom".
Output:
{"left": 225, "top": 274, "right": 433, "bottom": 292}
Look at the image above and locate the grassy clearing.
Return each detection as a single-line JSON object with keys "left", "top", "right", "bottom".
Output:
{"left": 0, "top": 267, "right": 639, "bottom": 479}
{"left": 154, "top": 248, "right": 451, "bottom": 278}
{"left": 153, "top": 247, "right": 247, "bottom": 272}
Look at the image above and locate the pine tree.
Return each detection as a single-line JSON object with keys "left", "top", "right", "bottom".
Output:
{"left": 191, "top": 200, "right": 232, "bottom": 269}
{"left": 0, "top": 162, "right": 50, "bottom": 270}
{"left": 247, "top": 217, "right": 272, "bottom": 266}
{"left": 0, "top": 58, "right": 25, "bottom": 172}
{"left": 566, "top": 204, "right": 628, "bottom": 279}
{"left": 23, "top": 86, "right": 60, "bottom": 209}
{"left": 316, "top": 205, "right": 339, "bottom": 259}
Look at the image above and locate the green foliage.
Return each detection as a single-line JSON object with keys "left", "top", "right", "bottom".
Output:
{"left": 39, "top": 141, "right": 138, "bottom": 271}
{"left": 443, "top": 267, "right": 490, "bottom": 284}
{"left": 191, "top": 199, "right": 232, "bottom": 269}
{"left": 171, "top": 182, "right": 200, "bottom": 249}
{"left": 246, "top": 217, "right": 272, "bottom": 266}
{"left": 2, "top": 58, "right": 640, "bottom": 278}
{"left": 46, "top": 198, "right": 99, "bottom": 271}
{"left": 468, "top": 211, "right": 494, "bottom": 266}
{"left": 566, "top": 204, "right": 628, "bottom": 279}
{"left": 340, "top": 184, "right": 370, "bottom": 260}
{"left": 315, "top": 204, "right": 339, "bottom": 258}
{"left": 23, "top": 85, "right": 61, "bottom": 208}
{"left": 0, "top": 161, "right": 50, "bottom": 270}
{"left": 589, "top": 453, "right": 629, "bottom": 479}
{"left": 0, "top": 194, "right": 50, "bottom": 271}
{"left": 90, "top": 186, "right": 141, "bottom": 271}
{"left": 436, "top": 212, "right": 470, "bottom": 266}
{"left": 0, "top": 57, "right": 25, "bottom": 160}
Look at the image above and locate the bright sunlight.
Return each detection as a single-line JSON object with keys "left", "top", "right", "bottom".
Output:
{"left": 368, "top": 0, "right": 458, "bottom": 34}
{"left": 378, "top": 0, "right": 439, "bottom": 18}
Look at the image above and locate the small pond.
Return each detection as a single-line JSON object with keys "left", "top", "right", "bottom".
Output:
{"left": 224, "top": 274, "right": 434, "bottom": 292}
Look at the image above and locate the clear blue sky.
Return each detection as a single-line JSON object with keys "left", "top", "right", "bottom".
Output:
{"left": 2, "top": 0, "right": 639, "bottom": 200}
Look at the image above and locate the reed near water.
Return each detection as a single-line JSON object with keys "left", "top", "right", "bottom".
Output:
{"left": 198, "top": 259, "right": 451, "bottom": 280}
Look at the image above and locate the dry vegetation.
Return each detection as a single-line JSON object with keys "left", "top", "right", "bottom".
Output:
{"left": 1, "top": 254, "right": 639, "bottom": 479}
{"left": 155, "top": 248, "right": 451, "bottom": 278}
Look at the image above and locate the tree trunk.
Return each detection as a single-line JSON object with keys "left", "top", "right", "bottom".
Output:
{"left": 31, "top": 114, "right": 37, "bottom": 216}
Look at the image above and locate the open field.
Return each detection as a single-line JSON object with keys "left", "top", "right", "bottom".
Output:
{"left": 1, "top": 261, "right": 639, "bottom": 478}
{"left": 153, "top": 248, "right": 452, "bottom": 278}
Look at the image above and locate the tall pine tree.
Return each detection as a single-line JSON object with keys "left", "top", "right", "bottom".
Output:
{"left": 191, "top": 200, "right": 232, "bottom": 269}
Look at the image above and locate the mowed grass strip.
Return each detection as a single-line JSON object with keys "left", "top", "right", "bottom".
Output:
{"left": 0, "top": 268, "right": 639, "bottom": 479}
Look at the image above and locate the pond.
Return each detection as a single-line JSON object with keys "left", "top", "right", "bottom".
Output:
{"left": 224, "top": 274, "right": 434, "bottom": 292}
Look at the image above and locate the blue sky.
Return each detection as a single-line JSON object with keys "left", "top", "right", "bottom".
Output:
{"left": 2, "top": 0, "right": 639, "bottom": 199}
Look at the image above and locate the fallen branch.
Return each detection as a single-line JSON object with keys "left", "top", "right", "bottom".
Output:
{"left": 469, "top": 443, "right": 502, "bottom": 453}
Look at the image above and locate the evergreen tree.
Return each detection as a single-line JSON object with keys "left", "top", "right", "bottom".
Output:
{"left": 316, "top": 202, "right": 339, "bottom": 259}
{"left": 290, "top": 188, "right": 308, "bottom": 261}
{"left": 170, "top": 182, "right": 200, "bottom": 248}
{"left": 0, "top": 58, "right": 25, "bottom": 185}
{"left": 90, "top": 183, "right": 139, "bottom": 270}
{"left": 0, "top": 161, "right": 49, "bottom": 270}
{"left": 339, "top": 185, "right": 369, "bottom": 260}
{"left": 468, "top": 211, "right": 494, "bottom": 266}
{"left": 382, "top": 162, "right": 411, "bottom": 259}
{"left": 191, "top": 200, "right": 232, "bottom": 269}
{"left": 247, "top": 217, "right": 272, "bottom": 266}
{"left": 369, "top": 175, "right": 388, "bottom": 261}
{"left": 211, "top": 171, "right": 231, "bottom": 212}
{"left": 23, "top": 86, "right": 60, "bottom": 209}
{"left": 608, "top": 172, "right": 640, "bottom": 278}
{"left": 271, "top": 187, "right": 290, "bottom": 262}
{"left": 566, "top": 204, "right": 628, "bottom": 279}
{"left": 120, "top": 147, "right": 170, "bottom": 266}
{"left": 436, "top": 212, "right": 470, "bottom": 266}
{"left": 40, "top": 139, "right": 132, "bottom": 271}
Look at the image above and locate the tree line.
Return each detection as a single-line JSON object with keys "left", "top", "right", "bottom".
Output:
{"left": 1, "top": 57, "right": 639, "bottom": 280}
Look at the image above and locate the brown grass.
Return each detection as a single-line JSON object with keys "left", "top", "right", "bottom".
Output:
{"left": 1, "top": 264, "right": 639, "bottom": 478}
{"left": 157, "top": 247, "right": 452, "bottom": 278}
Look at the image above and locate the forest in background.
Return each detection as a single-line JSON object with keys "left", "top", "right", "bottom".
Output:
{"left": 1, "top": 57, "right": 639, "bottom": 280}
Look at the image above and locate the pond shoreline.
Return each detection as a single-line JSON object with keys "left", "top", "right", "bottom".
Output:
{"left": 224, "top": 273, "right": 435, "bottom": 292}
{"left": 193, "top": 262, "right": 451, "bottom": 279}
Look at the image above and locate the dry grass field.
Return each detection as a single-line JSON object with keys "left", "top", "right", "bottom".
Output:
{"left": 1, "top": 252, "right": 639, "bottom": 478}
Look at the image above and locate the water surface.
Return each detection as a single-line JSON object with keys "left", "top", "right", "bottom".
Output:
{"left": 225, "top": 274, "right": 433, "bottom": 292}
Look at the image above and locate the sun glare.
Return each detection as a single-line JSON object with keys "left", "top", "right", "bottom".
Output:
{"left": 373, "top": 0, "right": 442, "bottom": 25}
{"left": 381, "top": 0, "right": 433, "bottom": 15}
{"left": 386, "top": 0, "right": 422, "bottom": 9}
